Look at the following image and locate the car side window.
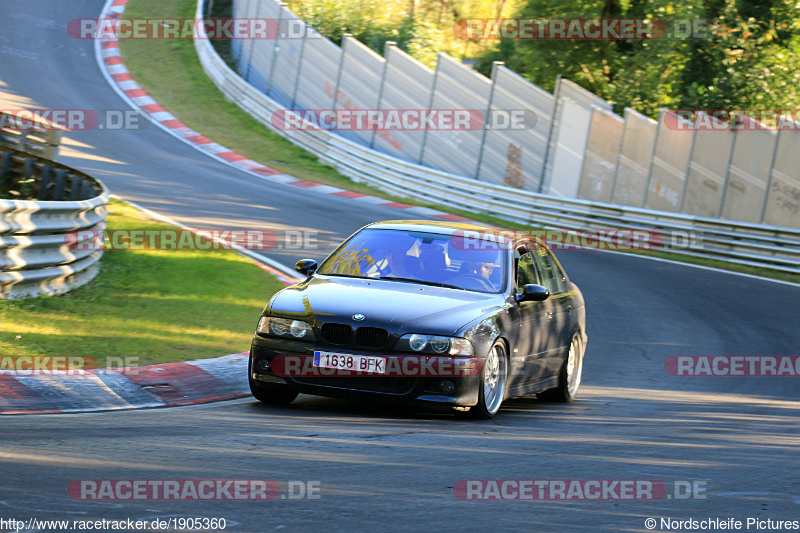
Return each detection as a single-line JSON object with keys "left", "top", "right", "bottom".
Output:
{"left": 532, "top": 246, "right": 566, "bottom": 294}
{"left": 515, "top": 248, "right": 538, "bottom": 294}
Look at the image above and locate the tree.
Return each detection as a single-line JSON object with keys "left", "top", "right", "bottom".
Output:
{"left": 474, "top": 0, "right": 800, "bottom": 117}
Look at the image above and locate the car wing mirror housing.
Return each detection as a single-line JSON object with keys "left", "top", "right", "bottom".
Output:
{"left": 517, "top": 284, "right": 549, "bottom": 302}
{"left": 295, "top": 259, "right": 318, "bottom": 277}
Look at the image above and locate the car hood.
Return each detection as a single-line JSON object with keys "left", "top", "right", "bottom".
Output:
{"left": 269, "top": 275, "right": 506, "bottom": 336}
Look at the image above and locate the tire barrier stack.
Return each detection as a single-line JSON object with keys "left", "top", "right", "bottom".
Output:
{"left": 0, "top": 146, "right": 109, "bottom": 299}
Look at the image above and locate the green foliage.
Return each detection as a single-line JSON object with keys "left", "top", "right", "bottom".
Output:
{"left": 678, "top": 0, "right": 800, "bottom": 110}
{"left": 287, "top": 0, "right": 520, "bottom": 66}
{"left": 474, "top": 0, "right": 800, "bottom": 118}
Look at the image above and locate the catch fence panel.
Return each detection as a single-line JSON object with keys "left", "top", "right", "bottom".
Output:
{"left": 420, "top": 54, "right": 491, "bottom": 178}
{"left": 542, "top": 77, "right": 611, "bottom": 192}
{"left": 762, "top": 124, "right": 800, "bottom": 228}
{"left": 720, "top": 117, "right": 777, "bottom": 223}
{"left": 547, "top": 99, "right": 592, "bottom": 198}
{"left": 372, "top": 45, "right": 434, "bottom": 161}
{"left": 682, "top": 112, "right": 734, "bottom": 218}
{"left": 240, "top": 0, "right": 283, "bottom": 94}
{"left": 476, "top": 65, "right": 553, "bottom": 190}
{"left": 293, "top": 29, "right": 341, "bottom": 111}
{"left": 263, "top": 7, "right": 305, "bottom": 108}
{"left": 611, "top": 108, "right": 657, "bottom": 207}
{"left": 577, "top": 107, "right": 623, "bottom": 202}
{"left": 644, "top": 110, "right": 694, "bottom": 212}
{"left": 331, "top": 36, "right": 386, "bottom": 147}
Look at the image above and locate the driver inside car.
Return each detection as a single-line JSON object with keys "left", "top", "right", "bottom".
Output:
{"left": 458, "top": 260, "right": 499, "bottom": 291}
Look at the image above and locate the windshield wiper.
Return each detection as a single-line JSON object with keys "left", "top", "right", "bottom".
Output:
{"left": 377, "top": 276, "right": 465, "bottom": 290}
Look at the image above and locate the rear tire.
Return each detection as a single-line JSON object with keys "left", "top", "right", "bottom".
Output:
{"left": 250, "top": 380, "right": 298, "bottom": 405}
{"left": 538, "top": 332, "right": 584, "bottom": 403}
{"left": 472, "top": 341, "right": 508, "bottom": 419}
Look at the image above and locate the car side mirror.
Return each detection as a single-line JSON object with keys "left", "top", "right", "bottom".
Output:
{"left": 516, "top": 284, "right": 549, "bottom": 302}
{"left": 295, "top": 259, "right": 318, "bottom": 277}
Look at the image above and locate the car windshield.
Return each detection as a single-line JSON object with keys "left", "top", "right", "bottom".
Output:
{"left": 317, "top": 229, "right": 507, "bottom": 293}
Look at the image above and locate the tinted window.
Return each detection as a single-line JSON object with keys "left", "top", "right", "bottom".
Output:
{"left": 515, "top": 249, "right": 538, "bottom": 294}
{"left": 532, "top": 246, "right": 566, "bottom": 294}
{"left": 318, "top": 228, "right": 506, "bottom": 293}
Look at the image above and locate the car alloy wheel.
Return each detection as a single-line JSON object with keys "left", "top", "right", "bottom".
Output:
{"left": 473, "top": 341, "right": 507, "bottom": 419}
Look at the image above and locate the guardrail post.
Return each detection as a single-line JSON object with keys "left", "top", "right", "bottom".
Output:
{"left": 330, "top": 34, "right": 351, "bottom": 111}
{"left": 369, "top": 41, "right": 394, "bottom": 149}
{"left": 641, "top": 109, "right": 667, "bottom": 208}
{"left": 716, "top": 128, "right": 738, "bottom": 218}
{"left": 232, "top": 0, "right": 247, "bottom": 64}
{"left": 538, "top": 74, "right": 562, "bottom": 193}
{"left": 418, "top": 53, "right": 443, "bottom": 165}
{"left": 474, "top": 61, "right": 502, "bottom": 180}
{"left": 290, "top": 25, "right": 312, "bottom": 109}
{"left": 759, "top": 127, "right": 781, "bottom": 223}
{"left": 678, "top": 114, "right": 698, "bottom": 213}
{"left": 265, "top": 2, "right": 287, "bottom": 96}
{"left": 243, "top": 0, "right": 264, "bottom": 81}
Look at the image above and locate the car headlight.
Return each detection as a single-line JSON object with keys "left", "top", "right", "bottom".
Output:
{"left": 257, "top": 317, "right": 315, "bottom": 340}
{"left": 396, "top": 334, "right": 473, "bottom": 356}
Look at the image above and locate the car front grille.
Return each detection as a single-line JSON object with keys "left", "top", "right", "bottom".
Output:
{"left": 355, "top": 327, "right": 389, "bottom": 349}
{"left": 320, "top": 323, "right": 352, "bottom": 345}
{"left": 320, "top": 323, "right": 389, "bottom": 350}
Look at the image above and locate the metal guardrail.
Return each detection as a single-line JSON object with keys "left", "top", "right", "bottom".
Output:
{"left": 193, "top": 6, "right": 799, "bottom": 276}
{"left": 0, "top": 147, "right": 109, "bottom": 298}
{"left": 0, "top": 111, "right": 63, "bottom": 160}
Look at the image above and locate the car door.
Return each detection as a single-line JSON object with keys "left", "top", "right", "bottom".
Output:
{"left": 508, "top": 244, "right": 553, "bottom": 386}
{"left": 531, "top": 243, "right": 572, "bottom": 378}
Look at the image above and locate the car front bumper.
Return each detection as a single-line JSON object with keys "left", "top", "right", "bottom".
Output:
{"left": 249, "top": 335, "right": 483, "bottom": 409}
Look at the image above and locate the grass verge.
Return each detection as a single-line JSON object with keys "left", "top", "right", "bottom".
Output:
{"left": 0, "top": 199, "right": 283, "bottom": 366}
{"left": 118, "top": 0, "right": 798, "bottom": 284}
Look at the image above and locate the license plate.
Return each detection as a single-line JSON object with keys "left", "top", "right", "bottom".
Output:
{"left": 313, "top": 351, "right": 386, "bottom": 374}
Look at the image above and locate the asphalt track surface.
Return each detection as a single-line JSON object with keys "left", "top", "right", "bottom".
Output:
{"left": 1, "top": 1, "right": 799, "bottom": 531}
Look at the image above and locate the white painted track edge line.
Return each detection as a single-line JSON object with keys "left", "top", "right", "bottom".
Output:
{"left": 110, "top": 194, "right": 301, "bottom": 281}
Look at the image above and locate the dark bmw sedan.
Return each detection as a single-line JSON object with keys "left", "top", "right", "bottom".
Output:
{"left": 249, "top": 220, "right": 587, "bottom": 418}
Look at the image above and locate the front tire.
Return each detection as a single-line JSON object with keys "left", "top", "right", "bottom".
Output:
{"left": 472, "top": 341, "right": 508, "bottom": 419}
{"left": 538, "top": 332, "right": 584, "bottom": 403}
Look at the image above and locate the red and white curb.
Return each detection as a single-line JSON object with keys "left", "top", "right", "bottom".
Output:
{"left": 95, "top": 0, "right": 468, "bottom": 223}
{"left": 0, "top": 353, "right": 251, "bottom": 415}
